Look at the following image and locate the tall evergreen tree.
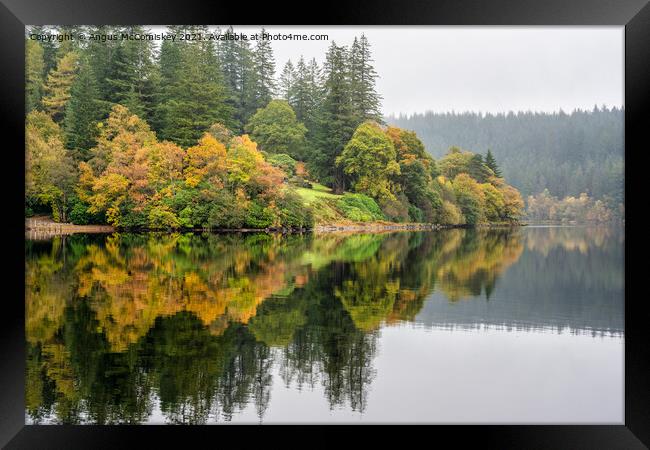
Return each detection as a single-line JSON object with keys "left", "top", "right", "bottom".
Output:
{"left": 218, "top": 27, "right": 257, "bottom": 132}
{"left": 279, "top": 60, "right": 296, "bottom": 103}
{"left": 290, "top": 57, "right": 310, "bottom": 121}
{"left": 314, "top": 42, "right": 356, "bottom": 192}
{"left": 349, "top": 34, "right": 382, "bottom": 123}
{"left": 54, "top": 25, "right": 86, "bottom": 58}
{"left": 83, "top": 26, "right": 120, "bottom": 115}
{"left": 157, "top": 27, "right": 234, "bottom": 147}
{"left": 63, "top": 58, "right": 102, "bottom": 161}
{"left": 252, "top": 29, "right": 276, "bottom": 110}
{"left": 485, "top": 149, "right": 502, "bottom": 177}
{"left": 152, "top": 25, "right": 186, "bottom": 134}
{"left": 106, "top": 26, "right": 157, "bottom": 123}
{"left": 289, "top": 57, "right": 323, "bottom": 158}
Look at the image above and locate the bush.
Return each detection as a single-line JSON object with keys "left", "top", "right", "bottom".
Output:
{"left": 149, "top": 205, "right": 180, "bottom": 229}
{"left": 408, "top": 204, "right": 424, "bottom": 223}
{"left": 378, "top": 193, "right": 410, "bottom": 222}
{"left": 119, "top": 209, "right": 148, "bottom": 229}
{"left": 336, "top": 193, "right": 385, "bottom": 222}
{"left": 288, "top": 176, "right": 312, "bottom": 189}
{"left": 440, "top": 200, "right": 465, "bottom": 225}
{"left": 245, "top": 201, "right": 276, "bottom": 228}
{"left": 267, "top": 154, "right": 297, "bottom": 177}
{"left": 69, "top": 201, "right": 90, "bottom": 225}
{"left": 277, "top": 191, "right": 314, "bottom": 228}
{"left": 207, "top": 191, "right": 247, "bottom": 229}
{"left": 68, "top": 196, "right": 104, "bottom": 225}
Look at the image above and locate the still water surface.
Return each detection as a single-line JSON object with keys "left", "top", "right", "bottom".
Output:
{"left": 25, "top": 226, "right": 624, "bottom": 424}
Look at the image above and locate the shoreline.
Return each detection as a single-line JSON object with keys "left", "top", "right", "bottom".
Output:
{"left": 26, "top": 216, "right": 522, "bottom": 239}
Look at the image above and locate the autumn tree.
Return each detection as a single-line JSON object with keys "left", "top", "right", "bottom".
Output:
{"left": 42, "top": 52, "right": 79, "bottom": 122}
{"left": 184, "top": 134, "right": 228, "bottom": 188}
{"left": 82, "top": 105, "right": 159, "bottom": 227}
{"left": 452, "top": 173, "right": 485, "bottom": 224}
{"left": 26, "top": 38, "right": 45, "bottom": 114}
{"left": 26, "top": 111, "right": 76, "bottom": 221}
{"left": 386, "top": 126, "right": 441, "bottom": 222}
{"left": 244, "top": 100, "right": 307, "bottom": 160}
{"left": 336, "top": 121, "right": 400, "bottom": 203}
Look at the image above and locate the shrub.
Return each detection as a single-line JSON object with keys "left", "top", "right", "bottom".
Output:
{"left": 149, "top": 205, "right": 180, "bottom": 229}
{"left": 277, "top": 191, "right": 314, "bottom": 228}
{"left": 408, "top": 204, "right": 424, "bottom": 223}
{"left": 336, "top": 193, "right": 385, "bottom": 222}
{"left": 378, "top": 193, "right": 410, "bottom": 222}
{"left": 288, "top": 176, "right": 312, "bottom": 189}
{"left": 440, "top": 200, "right": 465, "bottom": 225}
{"left": 207, "top": 191, "right": 247, "bottom": 229}
{"left": 267, "top": 154, "right": 297, "bottom": 177}
{"left": 68, "top": 201, "right": 90, "bottom": 225}
{"left": 245, "top": 201, "right": 276, "bottom": 228}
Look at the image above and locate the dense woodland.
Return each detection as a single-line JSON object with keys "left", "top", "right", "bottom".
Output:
{"left": 388, "top": 108, "right": 625, "bottom": 220}
{"left": 26, "top": 26, "right": 532, "bottom": 229}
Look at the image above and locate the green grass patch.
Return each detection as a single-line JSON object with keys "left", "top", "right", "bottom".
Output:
{"left": 294, "top": 183, "right": 340, "bottom": 204}
{"left": 292, "top": 185, "right": 386, "bottom": 225}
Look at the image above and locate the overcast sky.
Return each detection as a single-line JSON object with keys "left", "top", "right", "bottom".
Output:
{"left": 149, "top": 26, "right": 624, "bottom": 117}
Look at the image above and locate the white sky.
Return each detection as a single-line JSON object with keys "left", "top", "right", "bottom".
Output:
{"left": 148, "top": 26, "right": 624, "bottom": 116}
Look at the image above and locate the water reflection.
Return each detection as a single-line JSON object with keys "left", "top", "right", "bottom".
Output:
{"left": 25, "top": 226, "right": 623, "bottom": 423}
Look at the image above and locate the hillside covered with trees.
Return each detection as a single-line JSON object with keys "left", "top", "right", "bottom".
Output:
{"left": 388, "top": 108, "right": 624, "bottom": 221}
{"left": 25, "top": 26, "right": 524, "bottom": 229}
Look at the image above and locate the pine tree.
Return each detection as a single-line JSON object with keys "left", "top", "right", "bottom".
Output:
{"left": 305, "top": 57, "right": 324, "bottom": 131}
{"left": 64, "top": 58, "right": 102, "bottom": 161}
{"left": 290, "top": 57, "right": 323, "bottom": 157}
{"left": 158, "top": 28, "right": 234, "bottom": 147}
{"left": 152, "top": 25, "right": 185, "bottom": 134}
{"left": 252, "top": 28, "right": 276, "bottom": 110}
{"left": 218, "top": 27, "right": 258, "bottom": 132}
{"left": 485, "top": 149, "right": 502, "bottom": 177}
{"left": 291, "top": 57, "right": 310, "bottom": 121}
{"left": 106, "top": 26, "right": 157, "bottom": 123}
{"left": 314, "top": 42, "right": 356, "bottom": 192}
{"left": 25, "top": 38, "right": 45, "bottom": 114}
{"left": 42, "top": 51, "right": 79, "bottom": 122}
{"left": 84, "top": 26, "right": 120, "bottom": 114}
{"left": 279, "top": 60, "right": 296, "bottom": 103}
{"left": 349, "top": 34, "right": 382, "bottom": 123}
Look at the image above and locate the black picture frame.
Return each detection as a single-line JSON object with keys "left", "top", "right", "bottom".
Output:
{"left": 1, "top": 0, "right": 646, "bottom": 447}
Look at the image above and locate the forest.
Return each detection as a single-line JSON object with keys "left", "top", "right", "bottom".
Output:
{"left": 26, "top": 25, "right": 527, "bottom": 230}
{"left": 388, "top": 108, "right": 625, "bottom": 221}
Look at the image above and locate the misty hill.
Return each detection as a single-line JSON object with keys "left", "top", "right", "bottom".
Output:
{"left": 387, "top": 107, "right": 624, "bottom": 202}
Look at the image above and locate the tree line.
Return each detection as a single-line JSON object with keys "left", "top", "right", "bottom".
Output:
{"left": 25, "top": 25, "right": 524, "bottom": 228}
{"left": 388, "top": 108, "right": 625, "bottom": 210}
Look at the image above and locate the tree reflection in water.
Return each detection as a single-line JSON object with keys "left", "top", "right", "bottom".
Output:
{"left": 28, "top": 227, "right": 614, "bottom": 423}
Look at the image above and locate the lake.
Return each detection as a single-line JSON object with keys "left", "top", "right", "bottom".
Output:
{"left": 25, "top": 226, "right": 624, "bottom": 424}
